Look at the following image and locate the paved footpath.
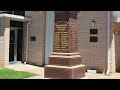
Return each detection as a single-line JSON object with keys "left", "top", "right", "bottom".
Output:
{"left": 6, "top": 63, "right": 44, "bottom": 79}
{"left": 6, "top": 63, "right": 120, "bottom": 79}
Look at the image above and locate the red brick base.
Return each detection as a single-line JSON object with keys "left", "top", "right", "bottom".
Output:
{"left": 45, "top": 65, "right": 85, "bottom": 79}
{"left": 44, "top": 53, "right": 86, "bottom": 79}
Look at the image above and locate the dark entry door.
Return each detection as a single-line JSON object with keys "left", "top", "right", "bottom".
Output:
{"left": 9, "top": 30, "right": 15, "bottom": 62}
{"left": 9, "top": 28, "right": 23, "bottom": 63}
{"left": 17, "top": 29, "right": 23, "bottom": 61}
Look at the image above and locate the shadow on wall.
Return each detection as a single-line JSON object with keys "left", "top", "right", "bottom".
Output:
{"left": 0, "top": 28, "right": 7, "bottom": 36}
{"left": 0, "top": 20, "right": 10, "bottom": 36}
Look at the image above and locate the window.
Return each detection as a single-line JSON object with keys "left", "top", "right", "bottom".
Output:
{"left": 90, "top": 37, "right": 98, "bottom": 42}
{"left": 10, "top": 20, "right": 23, "bottom": 28}
{"left": 14, "top": 11, "right": 25, "bottom": 16}
{"left": 90, "top": 29, "right": 98, "bottom": 34}
{"left": 90, "top": 29, "right": 98, "bottom": 42}
{"left": 30, "top": 36, "right": 36, "bottom": 41}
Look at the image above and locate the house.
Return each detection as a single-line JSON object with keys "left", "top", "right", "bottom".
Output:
{"left": 0, "top": 11, "right": 120, "bottom": 74}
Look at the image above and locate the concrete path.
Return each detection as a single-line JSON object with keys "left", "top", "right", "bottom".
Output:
{"left": 6, "top": 63, "right": 44, "bottom": 79}
{"left": 5, "top": 63, "right": 120, "bottom": 79}
{"left": 86, "top": 73, "right": 120, "bottom": 79}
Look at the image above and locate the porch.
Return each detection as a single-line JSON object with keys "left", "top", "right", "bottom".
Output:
{"left": 0, "top": 13, "right": 31, "bottom": 67}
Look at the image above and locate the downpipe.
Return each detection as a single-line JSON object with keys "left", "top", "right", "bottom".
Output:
{"left": 24, "top": 20, "right": 30, "bottom": 64}
{"left": 106, "top": 11, "right": 111, "bottom": 75}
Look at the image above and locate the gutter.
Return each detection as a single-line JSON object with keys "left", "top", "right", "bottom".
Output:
{"left": 106, "top": 11, "right": 111, "bottom": 75}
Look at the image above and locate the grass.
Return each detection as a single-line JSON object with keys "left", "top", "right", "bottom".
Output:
{"left": 0, "top": 68, "right": 38, "bottom": 79}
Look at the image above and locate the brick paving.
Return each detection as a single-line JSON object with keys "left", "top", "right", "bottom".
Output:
{"left": 5, "top": 63, "right": 120, "bottom": 79}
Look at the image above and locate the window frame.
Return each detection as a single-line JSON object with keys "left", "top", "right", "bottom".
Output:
{"left": 90, "top": 29, "right": 98, "bottom": 34}
{"left": 90, "top": 36, "right": 98, "bottom": 42}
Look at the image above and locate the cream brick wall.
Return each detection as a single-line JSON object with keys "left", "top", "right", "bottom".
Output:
{"left": 0, "top": 37, "right": 5, "bottom": 67}
{"left": 4, "top": 27, "right": 10, "bottom": 66}
{"left": 0, "top": 18, "right": 10, "bottom": 67}
{"left": 110, "top": 13, "right": 116, "bottom": 73}
{"left": 24, "top": 11, "right": 46, "bottom": 66}
{"left": 77, "top": 11, "right": 108, "bottom": 73}
{"left": 111, "top": 11, "right": 120, "bottom": 73}
{"left": 113, "top": 11, "right": 120, "bottom": 18}
{"left": 110, "top": 31, "right": 116, "bottom": 73}
{"left": 114, "top": 33, "right": 120, "bottom": 72}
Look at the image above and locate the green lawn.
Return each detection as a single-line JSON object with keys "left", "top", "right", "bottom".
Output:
{"left": 0, "top": 68, "right": 38, "bottom": 79}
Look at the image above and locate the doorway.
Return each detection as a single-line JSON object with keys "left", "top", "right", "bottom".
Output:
{"left": 9, "top": 27, "right": 23, "bottom": 63}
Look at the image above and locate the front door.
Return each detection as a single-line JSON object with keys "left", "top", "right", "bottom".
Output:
{"left": 9, "top": 29, "right": 17, "bottom": 62}
{"left": 9, "top": 28, "right": 23, "bottom": 63}
{"left": 17, "top": 29, "right": 23, "bottom": 61}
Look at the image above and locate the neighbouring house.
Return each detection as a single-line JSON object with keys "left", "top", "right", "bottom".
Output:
{"left": 0, "top": 11, "right": 120, "bottom": 74}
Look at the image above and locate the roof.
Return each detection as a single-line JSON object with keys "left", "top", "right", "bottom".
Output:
{"left": 0, "top": 13, "right": 31, "bottom": 22}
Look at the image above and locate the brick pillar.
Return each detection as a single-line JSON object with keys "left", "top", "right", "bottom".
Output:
{"left": 0, "top": 18, "right": 10, "bottom": 67}
{"left": 44, "top": 11, "right": 85, "bottom": 79}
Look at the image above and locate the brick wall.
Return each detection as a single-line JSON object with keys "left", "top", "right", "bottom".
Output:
{"left": 23, "top": 11, "right": 46, "bottom": 66}
{"left": 111, "top": 11, "right": 120, "bottom": 73}
{"left": 0, "top": 18, "right": 10, "bottom": 67}
{"left": 77, "top": 11, "right": 108, "bottom": 73}
{"left": 114, "top": 32, "right": 120, "bottom": 72}
{"left": 110, "top": 23, "right": 116, "bottom": 73}
{"left": 113, "top": 11, "right": 120, "bottom": 18}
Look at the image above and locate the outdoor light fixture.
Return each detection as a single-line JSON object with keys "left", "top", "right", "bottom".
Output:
{"left": 92, "top": 20, "right": 95, "bottom": 26}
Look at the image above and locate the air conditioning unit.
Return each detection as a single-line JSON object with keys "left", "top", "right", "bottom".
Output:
{"left": 87, "top": 69, "right": 97, "bottom": 74}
